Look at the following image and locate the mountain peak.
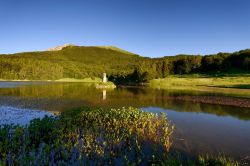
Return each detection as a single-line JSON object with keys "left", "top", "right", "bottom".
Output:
{"left": 47, "top": 44, "right": 75, "bottom": 51}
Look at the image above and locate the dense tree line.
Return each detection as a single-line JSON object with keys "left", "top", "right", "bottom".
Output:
{"left": 109, "top": 49, "right": 250, "bottom": 83}
{"left": 0, "top": 58, "right": 63, "bottom": 80}
{"left": 0, "top": 46, "right": 249, "bottom": 82}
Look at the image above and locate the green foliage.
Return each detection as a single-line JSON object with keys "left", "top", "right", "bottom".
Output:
{"left": 0, "top": 46, "right": 139, "bottom": 80}
{"left": 0, "top": 107, "right": 240, "bottom": 165}
{"left": 95, "top": 81, "right": 116, "bottom": 88}
{"left": 197, "top": 155, "right": 240, "bottom": 166}
{"left": 201, "top": 53, "right": 230, "bottom": 71}
{"left": 0, "top": 46, "right": 249, "bottom": 82}
{"left": 0, "top": 107, "right": 174, "bottom": 165}
{"left": 0, "top": 58, "right": 63, "bottom": 80}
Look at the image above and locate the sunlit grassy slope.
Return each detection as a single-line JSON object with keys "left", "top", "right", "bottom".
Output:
{"left": 149, "top": 76, "right": 250, "bottom": 98}
{"left": 97, "top": 46, "right": 135, "bottom": 55}
{"left": 0, "top": 46, "right": 142, "bottom": 80}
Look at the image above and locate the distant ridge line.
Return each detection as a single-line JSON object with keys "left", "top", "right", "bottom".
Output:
{"left": 47, "top": 44, "right": 75, "bottom": 51}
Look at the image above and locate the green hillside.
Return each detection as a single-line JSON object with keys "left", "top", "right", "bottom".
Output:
{"left": 97, "top": 46, "right": 135, "bottom": 55}
{"left": 0, "top": 45, "right": 249, "bottom": 81}
{"left": 0, "top": 46, "right": 142, "bottom": 80}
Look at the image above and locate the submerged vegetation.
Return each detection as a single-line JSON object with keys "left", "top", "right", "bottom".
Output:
{"left": 0, "top": 107, "right": 240, "bottom": 165}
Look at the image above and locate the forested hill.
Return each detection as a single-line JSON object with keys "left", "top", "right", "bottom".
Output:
{"left": 0, "top": 45, "right": 249, "bottom": 81}
{"left": 0, "top": 45, "right": 142, "bottom": 80}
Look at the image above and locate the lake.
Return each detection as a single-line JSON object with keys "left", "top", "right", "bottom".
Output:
{"left": 0, "top": 82, "right": 250, "bottom": 161}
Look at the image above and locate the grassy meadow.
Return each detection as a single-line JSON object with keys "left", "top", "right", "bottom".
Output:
{"left": 149, "top": 75, "right": 250, "bottom": 98}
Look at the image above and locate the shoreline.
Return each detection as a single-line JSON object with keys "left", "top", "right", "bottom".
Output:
{"left": 170, "top": 95, "right": 250, "bottom": 108}
{"left": 1, "top": 78, "right": 250, "bottom": 108}
{"left": 0, "top": 78, "right": 102, "bottom": 83}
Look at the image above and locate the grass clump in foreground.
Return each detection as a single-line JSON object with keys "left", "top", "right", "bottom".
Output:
{"left": 0, "top": 107, "right": 239, "bottom": 165}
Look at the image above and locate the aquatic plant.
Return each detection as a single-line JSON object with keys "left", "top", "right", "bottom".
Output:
{"left": 0, "top": 107, "right": 240, "bottom": 165}
{"left": 0, "top": 107, "right": 173, "bottom": 165}
{"left": 197, "top": 155, "right": 240, "bottom": 166}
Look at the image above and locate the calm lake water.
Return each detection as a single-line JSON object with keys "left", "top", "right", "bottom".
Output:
{"left": 0, "top": 82, "right": 250, "bottom": 161}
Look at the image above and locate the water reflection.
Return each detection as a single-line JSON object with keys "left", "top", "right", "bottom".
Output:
{"left": 0, "top": 82, "right": 249, "bottom": 120}
{"left": 102, "top": 89, "right": 106, "bottom": 100}
{"left": 0, "top": 82, "right": 250, "bottom": 160}
{"left": 0, "top": 106, "right": 52, "bottom": 125}
{"left": 144, "top": 107, "right": 250, "bottom": 160}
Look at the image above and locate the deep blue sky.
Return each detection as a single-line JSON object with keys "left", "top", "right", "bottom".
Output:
{"left": 0, "top": 0, "right": 250, "bottom": 57}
